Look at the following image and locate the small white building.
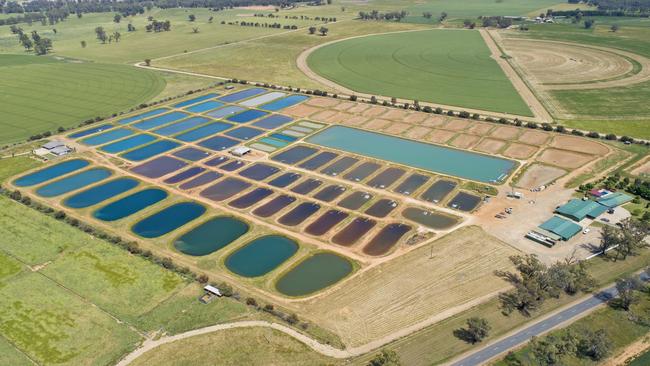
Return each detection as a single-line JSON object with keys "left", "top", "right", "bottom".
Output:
{"left": 204, "top": 285, "right": 222, "bottom": 297}
{"left": 42, "top": 141, "right": 65, "bottom": 150}
{"left": 230, "top": 146, "right": 251, "bottom": 157}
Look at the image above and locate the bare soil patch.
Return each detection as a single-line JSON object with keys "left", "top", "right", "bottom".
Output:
{"left": 345, "top": 116, "right": 369, "bottom": 126}
{"left": 383, "top": 109, "right": 411, "bottom": 120}
{"left": 404, "top": 113, "right": 428, "bottom": 124}
{"left": 550, "top": 135, "right": 610, "bottom": 156}
{"left": 404, "top": 126, "right": 432, "bottom": 140}
{"left": 334, "top": 101, "right": 356, "bottom": 111}
{"left": 362, "top": 106, "right": 390, "bottom": 118}
{"left": 468, "top": 122, "right": 494, "bottom": 136}
{"left": 537, "top": 148, "right": 594, "bottom": 169}
{"left": 383, "top": 122, "right": 411, "bottom": 135}
{"left": 306, "top": 97, "right": 340, "bottom": 108}
{"left": 518, "top": 130, "right": 550, "bottom": 146}
{"left": 631, "top": 157, "right": 650, "bottom": 177}
{"left": 347, "top": 103, "right": 371, "bottom": 114}
{"left": 327, "top": 112, "right": 355, "bottom": 124}
{"left": 298, "top": 226, "right": 517, "bottom": 347}
{"left": 473, "top": 138, "right": 506, "bottom": 154}
{"left": 363, "top": 118, "right": 391, "bottom": 131}
{"left": 421, "top": 115, "right": 448, "bottom": 128}
{"left": 284, "top": 104, "right": 320, "bottom": 118}
{"left": 515, "top": 163, "right": 567, "bottom": 189}
{"left": 503, "top": 143, "right": 539, "bottom": 159}
{"left": 443, "top": 119, "right": 470, "bottom": 131}
{"left": 491, "top": 126, "right": 521, "bottom": 140}
{"left": 427, "top": 129, "right": 456, "bottom": 144}
{"left": 311, "top": 109, "right": 339, "bottom": 122}
{"left": 449, "top": 134, "right": 480, "bottom": 149}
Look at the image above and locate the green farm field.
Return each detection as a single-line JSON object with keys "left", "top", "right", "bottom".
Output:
{"left": 0, "top": 54, "right": 164, "bottom": 145}
{"left": 307, "top": 29, "right": 532, "bottom": 115}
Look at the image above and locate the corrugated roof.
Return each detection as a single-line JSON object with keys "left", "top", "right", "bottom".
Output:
{"left": 597, "top": 192, "right": 633, "bottom": 208}
{"left": 43, "top": 140, "right": 65, "bottom": 149}
{"left": 539, "top": 216, "right": 582, "bottom": 240}
{"left": 555, "top": 199, "right": 607, "bottom": 221}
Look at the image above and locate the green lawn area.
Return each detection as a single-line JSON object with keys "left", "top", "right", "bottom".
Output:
{"left": 0, "top": 334, "right": 33, "bottom": 366}
{"left": 0, "top": 54, "right": 164, "bottom": 145}
{"left": 493, "top": 293, "right": 650, "bottom": 365}
{"left": 0, "top": 273, "right": 140, "bottom": 365}
{"left": 130, "top": 327, "right": 338, "bottom": 366}
{"left": 560, "top": 118, "right": 650, "bottom": 140}
{"left": 307, "top": 29, "right": 532, "bottom": 115}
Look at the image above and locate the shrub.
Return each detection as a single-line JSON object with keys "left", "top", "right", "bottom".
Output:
{"left": 349, "top": 94, "right": 357, "bottom": 101}
{"left": 586, "top": 131, "right": 600, "bottom": 138}
{"left": 605, "top": 133, "right": 617, "bottom": 140}
{"left": 434, "top": 107, "right": 443, "bottom": 114}
{"left": 498, "top": 118, "right": 508, "bottom": 124}
{"left": 458, "top": 111, "right": 470, "bottom": 118}
{"left": 197, "top": 274, "right": 209, "bottom": 283}
{"left": 246, "top": 297, "right": 258, "bottom": 306}
{"left": 218, "top": 282, "right": 233, "bottom": 297}
{"left": 446, "top": 110, "right": 455, "bottom": 116}
{"left": 286, "top": 313, "right": 299, "bottom": 324}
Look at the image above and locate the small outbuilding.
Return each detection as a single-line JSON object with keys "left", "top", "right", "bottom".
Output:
{"left": 199, "top": 285, "right": 223, "bottom": 304}
{"left": 230, "top": 146, "right": 251, "bottom": 157}
{"left": 539, "top": 216, "right": 582, "bottom": 241}
{"left": 42, "top": 140, "right": 65, "bottom": 150}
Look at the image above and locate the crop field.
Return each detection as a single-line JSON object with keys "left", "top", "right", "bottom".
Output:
{"left": 306, "top": 29, "right": 532, "bottom": 115}
{"left": 0, "top": 54, "right": 164, "bottom": 145}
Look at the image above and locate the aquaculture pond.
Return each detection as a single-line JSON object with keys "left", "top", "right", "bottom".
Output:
{"left": 365, "top": 199, "right": 398, "bottom": 218}
{"left": 153, "top": 117, "right": 210, "bottom": 136}
{"left": 253, "top": 195, "right": 296, "bottom": 217}
{"left": 80, "top": 128, "right": 134, "bottom": 146}
{"left": 447, "top": 192, "right": 482, "bottom": 212}
{"left": 100, "top": 134, "right": 157, "bottom": 154}
{"left": 268, "top": 172, "right": 301, "bottom": 188}
{"left": 239, "top": 163, "right": 279, "bottom": 181}
{"left": 229, "top": 188, "right": 273, "bottom": 209}
{"left": 225, "top": 235, "right": 298, "bottom": 277}
{"left": 68, "top": 124, "right": 113, "bottom": 138}
{"left": 252, "top": 115, "right": 293, "bottom": 129}
{"left": 219, "top": 88, "right": 267, "bottom": 103}
{"left": 13, "top": 159, "right": 89, "bottom": 187}
{"left": 338, "top": 191, "right": 373, "bottom": 210}
{"left": 164, "top": 167, "right": 205, "bottom": 184}
{"left": 64, "top": 178, "right": 139, "bottom": 209}
{"left": 226, "top": 110, "right": 268, "bottom": 123}
{"left": 368, "top": 167, "right": 405, "bottom": 189}
{"left": 305, "top": 210, "right": 349, "bottom": 236}
{"left": 93, "top": 188, "right": 168, "bottom": 221}
{"left": 179, "top": 171, "right": 223, "bottom": 190}
{"left": 344, "top": 162, "right": 381, "bottom": 182}
{"left": 121, "top": 140, "right": 180, "bottom": 161}
{"left": 174, "top": 121, "right": 233, "bottom": 142}
{"left": 261, "top": 95, "right": 309, "bottom": 111}
{"left": 272, "top": 146, "right": 318, "bottom": 164}
{"left": 421, "top": 180, "right": 457, "bottom": 203}
{"left": 36, "top": 168, "right": 112, "bottom": 197}
{"left": 307, "top": 126, "right": 516, "bottom": 183}
{"left": 132, "top": 111, "right": 189, "bottom": 130}
{"left": 363, "top": 223, "right": 412, "bottom": 256}
{"left": 173, "top": 93, "right": 219, "bottom": 108}
{"left": 395, "top": 174, "right": 429, "bottom": 195}
{"left": 402, "top": 207, "right": 459, "bottom": 230}
{"left": 206, "top": 106, "right": 246, "bottom": 119}
{"left": 299, "top": 151, "right": 339, "bottom": 171}
{"left": 279, "top": 202, "right": 320, "bottom": 226}
{"left": 239, "top": 92, "right": 285, "bottom": 107}
{"left": 314, "top": 185, "right": 346, "bottom": 202}
{"left": 185, "top": 101, "right": 223, "bottom": 113}
{"left": 321, "top": 157, "right": 358, "bottom": 176}
{"left": 173, "top": 217, "right": 249, "bottom": 256}
{"left": 132, "top": 202, "right": 206, "bottom": 238}
{"left": 200, "top": 178, "right": 251, "bottom": 201}
{"left": 225, "top": 126, "right": 264, "bottom": 140}
{"left": 172, "top": 147, "right": 211, "bottom": 162}
{"left": 291, "top": 178, "right": 322, "bottom": 195}
{"left": 332, "top": 217, "right": 376, "bottom": 247}
{"left": 275, "top": 253, "right": 353, "bottom": 296}
{"left": 131, "top": 156, "right": 187, "bottom": 179}
{"left": 118, "top": 108, "right": 168, "bottom": 125}
{"left": 198, "top": 136, "right": 239, "bottom": 151}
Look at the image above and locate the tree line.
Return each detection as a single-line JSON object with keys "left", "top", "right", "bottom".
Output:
{"left": 358, "top": 10, "right": 408, "bottom": 22}
{"left": 10, "top": 25, "right": 52, "bottom": 54}
{"left": 569, "top": 0, "right": 650, "bottom": 13}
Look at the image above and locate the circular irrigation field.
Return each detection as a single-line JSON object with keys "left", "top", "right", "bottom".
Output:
{"left": 305, "top": 29, "right": 531, "bottom": 116}
{"left": 0, "top": 54, "right": 165, "bottom": 144}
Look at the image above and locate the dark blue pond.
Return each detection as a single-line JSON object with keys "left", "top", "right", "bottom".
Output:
{"left": 206, "top": 106, "right": 246, "bottom": 119}
{"left": 132, "top": 202, "right": 206, "bottom": 238}
{"left": 261, "top": 95, "right": 309, "bottom": 111}
{"left": 225, "top": 126, "right": 264, "bottom": 140}
{"left": 252, "top": 115, "right": 293, "bottom": 129}
{"left": 238, "top": 163, "right": 279, "bottom": 181}
{"left": 226, "top": 110, "right": 268, "bottom": 123}
{"left": 36, "top": 168, "right": 112, "bottom": 197}
{"left": 198, "top": 136, "right": 239, "bottom": 151}
{"left": 81, "top": 128, "right": 134, "bottom": 146}
{"left": 153, "top": 117, "right": 210, "bottom": 136}
{"left": 133, "top": 111, "right": 189, "bottom": 130}
{"left": 225, "top": 235, "right": 298, "bottom": 277}
{"left": 268, "top": 172, "right": 301, "bottom": 188}
{"left": 219, "top": 88, "right": 267, "bottom": 103}
{"left": 63, "top": 178, "right": 139, "bottom": 208}
{"left": 69, "top": 124, "right": 113, "bottom": 138}
{"left": 131, "top": 156, "right": 187, "bottom": 178}
{"left": 93, "top": 188, "right": 168, "bottom": 221}
{"left": 185, "top": 101, "right": 224, "bottom": 113}
{"left": 174, "top": 121, "right": 234, "bottom": 142}
{"left": 172, "top": 147, "right": 211, "bottom": 161}
{"left": 173, "top": 216, "right": 249, "bottom": 256}
{"left": 179, "top": 171, "right": 223, "bottom": 190}
{"left": 118, "top": 108, "right": 168, "bottom": 125}
{"left": 13, "top": 159, "right": 89, "bottom": 187}
{"left": 100, "top": 134, "right": 157, "bottom": 154}
{"left": 173, "top": 93, "right": 219, "bottom": 108}
{"left": 163, "top": 167, "right": 206, "bottom": 184}
{"left": 121, "top": 140, "right": 180, "bottom": 161}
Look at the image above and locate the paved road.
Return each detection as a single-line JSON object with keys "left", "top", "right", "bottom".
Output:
{"left": 451, "top": 273, "right": 648, "bottom": 366}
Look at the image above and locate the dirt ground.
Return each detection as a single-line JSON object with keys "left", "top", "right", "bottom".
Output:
{"left": 404, "top": 126, "right": 432, "bottom": 140}
{"left": 515, "top": 163, "right": 567, "bottom": 189}
{"left": 311, "top": 109, "right": 339, "bottom": 122}
{"left": 297, "top": 226, "right": 518, "bottom": 347}
{"left": 345, "top": 115, "right": 369, "bottom": 126}
{"left": 491, "top": 126, "right": 521, "bottom": 140}
{"left": 426, "top": 129, "right": 456, "bottom": 144}
{"left": 518, "top": 130, "right": 550, "bottom": 146}
{"left": 334, "top": 101, "right": 355, "bottom": 111}
{"left": 474, "top": 138, "right": 506, "bottom": 154}
{"left": 631, "top": 157, "right": 650, "bottom": 177}
{"left": 382, "top": 122, "right": 411, "bottom": 135}
{"left": 468, "top": 122, "right": 494, "bottom": 136}
{"left": 306, "top": 97, "right": 340, "bottom": 108}
{"left": 364, "top": 118, "right": 391, "bottom": 130}
{"left": 283, "top": 104, "right": 320, "bottom": 118}
{"left": 503, "top": 143, "right": 539, "bottom": 159}
{"left": 443, "top": 119, "right": 470, "bottom": 131}
{"left": 536, "top": 148, "right": 595, "bottom": 169}
{"left": 404, "top": 113, "right": 428, "bottom": 124}
{"left": 550, "top": 135, "right": 610, "bottom": 156}
{"left": 382, "top": 109, "right": 411, "bottom": 120}
{"left": 362, "top": 106, "right": 390, "bottom": 118}
{"left": 449, "top": 134, "right": 480, "bottom": 149}
{"left": 421, "top": 115, "right": 447, "bottom": 127}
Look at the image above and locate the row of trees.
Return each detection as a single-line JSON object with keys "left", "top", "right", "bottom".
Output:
{"left": 600, "top": 218, "right": 650, "bottom": 259}
{"left": 11, "top": 26, "right": 52, "bottom": 54}
{"left": 573, "top": 0, "right": 650, "bottom": 13}
{"left": 358, "top": 10, "right": 408, "bottom": 22}
{"left": 94, "top": 26, "right": 121, "bottom": 43}
{"left": 308, "top": 26, "right": 328, "bottom": 35}
{"left": 224, "top": 20, "right": 298, "bottom": 29}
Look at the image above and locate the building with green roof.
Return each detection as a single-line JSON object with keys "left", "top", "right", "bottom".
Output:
{"left": 597, "top": 192, "right": 633, "bottom": 208}
{"left": 555, "top": 199, "right": 609, "bottom": 222}
{"left": 539, "top": 216, "right": 582, "bottom": 241}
